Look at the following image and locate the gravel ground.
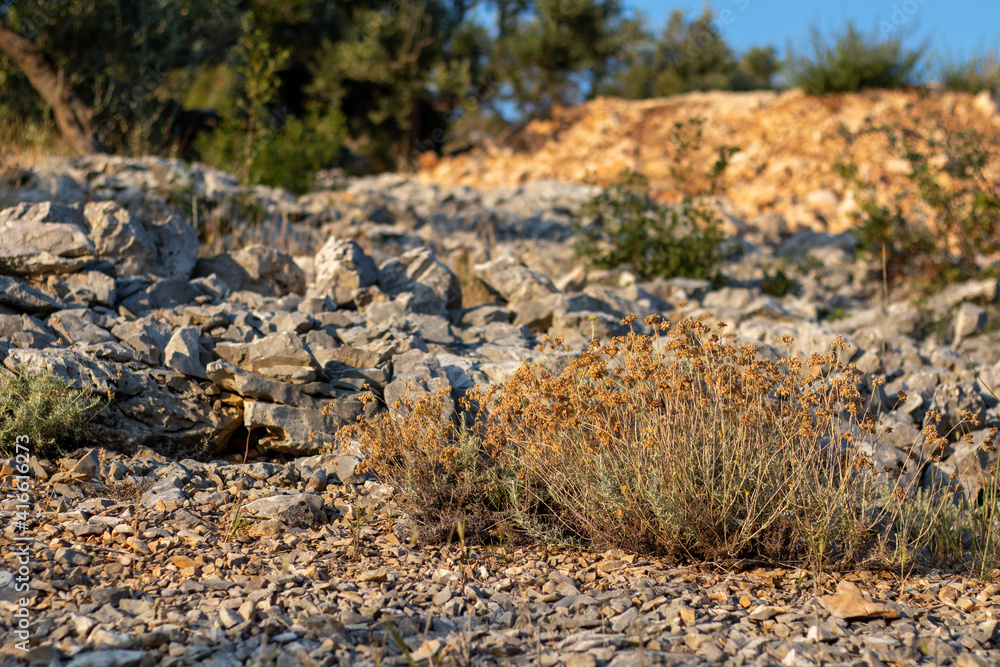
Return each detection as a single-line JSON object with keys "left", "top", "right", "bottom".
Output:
{"left": 1, "top": 449, "right": 998, "bottom": 667}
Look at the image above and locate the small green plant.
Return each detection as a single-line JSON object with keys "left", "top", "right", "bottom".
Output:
{"left": 573, "top": 118, "right": 737, "bottom": 281}
{"left": 385, "top": 620, "right": 417, "bottom": 667}
{"left": 0, "top": 366, "right": 100, "bottom": 457}
{"left": 228, "top": 504, "right": 246, "bottom": 539}
{"left": 836, "top": 119, "right": 1000, "bottom": 288}
{"left": 826, "top": 306, "right": 849, "bottom": 322}
{"left": 785, "top": 22, "right": 926, "bottom": 95}
{"left": 939, "top": 50, "right": 1000, "bottom": 96}
{"left": 348, "top": 500, "right": 372, "bottom": 558}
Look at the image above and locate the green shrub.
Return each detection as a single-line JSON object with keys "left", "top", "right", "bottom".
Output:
{"left": 573, "top": 118, "right": 736, "bottom": 281}
{"left": 786, "top": 22, "right": 925, "bottom": 95}
{"left": 836, "top": 120, "right": 1000, "bottom": 287}
{"left": 572, "top": 169, "right": 722, "bottom": 281}
{"left": 0, "top": 366, "right": 100, "bottom": 457}
{"left": 939, "top": 51, "right": 1000, "bottom": 96}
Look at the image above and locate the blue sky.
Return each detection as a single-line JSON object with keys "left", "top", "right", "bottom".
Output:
{"left": 628, "top": 0, "right": 1000, "bottom": 66}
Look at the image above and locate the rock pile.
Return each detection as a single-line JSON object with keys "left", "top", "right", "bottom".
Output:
{"left": 2, "top": 155, "right": 1000, "bottom": 494}
{"left": 2, "top": 154, "right": 1000, "bottom": 664}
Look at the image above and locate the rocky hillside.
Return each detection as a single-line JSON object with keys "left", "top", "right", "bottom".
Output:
{"left": 420, "top": 88, "right": 1000, "bottom": 235}
{"left": 3, "top": 147, "right": 1000, "bottom": 665}
{"left": 1, "top": 151, "right": 999, "bottom": 495}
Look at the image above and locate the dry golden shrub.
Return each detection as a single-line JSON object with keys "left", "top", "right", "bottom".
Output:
{"left": 336, "top": 313, "right": 996, "bottom": 570}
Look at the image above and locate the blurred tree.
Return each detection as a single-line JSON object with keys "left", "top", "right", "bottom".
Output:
{"left": 0, "top": 17, "right": 98, "bottom": 154}
{"left": 600, "top": 8, "right": 777, "bottom": 98}
{"left": 488, "top": 0, "right": 627, "bottom": 118}
{"left": 0, "top": 0, "right": 241, "bottom": 154}
{"left": 307, "top": 0, "right": 488, "bottom": 171}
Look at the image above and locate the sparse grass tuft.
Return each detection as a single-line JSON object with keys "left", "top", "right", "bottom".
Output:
{"left": 98, "top": 475, "right": 154, "bottom": 504}
{"left": 0, "top": 366, "right": 101, "bottom": 458}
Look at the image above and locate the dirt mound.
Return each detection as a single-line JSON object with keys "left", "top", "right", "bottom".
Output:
{"left": 419, "top": 88, "right": 1000, "bottom": 234}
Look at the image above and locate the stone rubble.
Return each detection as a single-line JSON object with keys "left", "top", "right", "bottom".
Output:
{"left": 0, "top": 155, "right": 999, "bottom": 664}
{"left": 1, "top": 447, "right": 998, "bottom": 666}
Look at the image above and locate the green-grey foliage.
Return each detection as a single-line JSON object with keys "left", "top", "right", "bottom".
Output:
{"left": 0, "top": 366, "right": 100, "bottom": 457}
{"left": 573, "top": 168, "right": 725, "bottom": 281}
{"left": 837, "top": 119, "right": 1000, "bottom": 287}
{"left": 786, "top": 22, "right": 925, "bottom": 95}
{"left": 574, "top": 117, "right": 736, "bottom": 281}
{"left": 939, "top": 50, "right": 1000, "bottom": 96}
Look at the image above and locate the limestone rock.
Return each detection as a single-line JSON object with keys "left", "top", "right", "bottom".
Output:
{"left": 164, "top": 327, "right": 207, "bottom": 379}
{"left": 310, "top": 238, "right": 379, "bottom": 306}
{"left": 214, "top": 332, "right": 317, "bottom": 384}
{"left": 242, "top": 492, "right": 325, "bottom": 527}
{"left": 0, "top": 277, "right": 64, "bottom": 312}
{"left": 820, "top": 581, "right": 898, "bottom": 621}
{"left": 194, "top": 245, "right": 306, "bottom": 297}
{"left": 111, "top": 319, "right": 173, "bottom": 366}
{"left": 378, "top": 247, "right": 462, "bottom": 315}
{"left": 953, "top": 302, "right": 987, "bottom": 346}
{"left": 47, "top": 271, "right": 117, "bottom": 308}
{"left": 0, "top": 202, "right": 93, "bottom": 275}
{"left": 84, "top": 202, "right": 197, "bottom": 280}
{"left": 205, "top": 359, "right": 327, "bottom": 409}
{"left": 242, "top": 400, "right": 372, "bottom": 454}
{"left": 473, "top": 255, "right": 558, "bottom": 303}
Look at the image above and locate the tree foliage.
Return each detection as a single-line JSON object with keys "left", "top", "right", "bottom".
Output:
{"left": 785, "top": 22, "right": 925, "bottom": 95}
{"left": 600, "top": 9, "right": 778, "bottom": 99}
